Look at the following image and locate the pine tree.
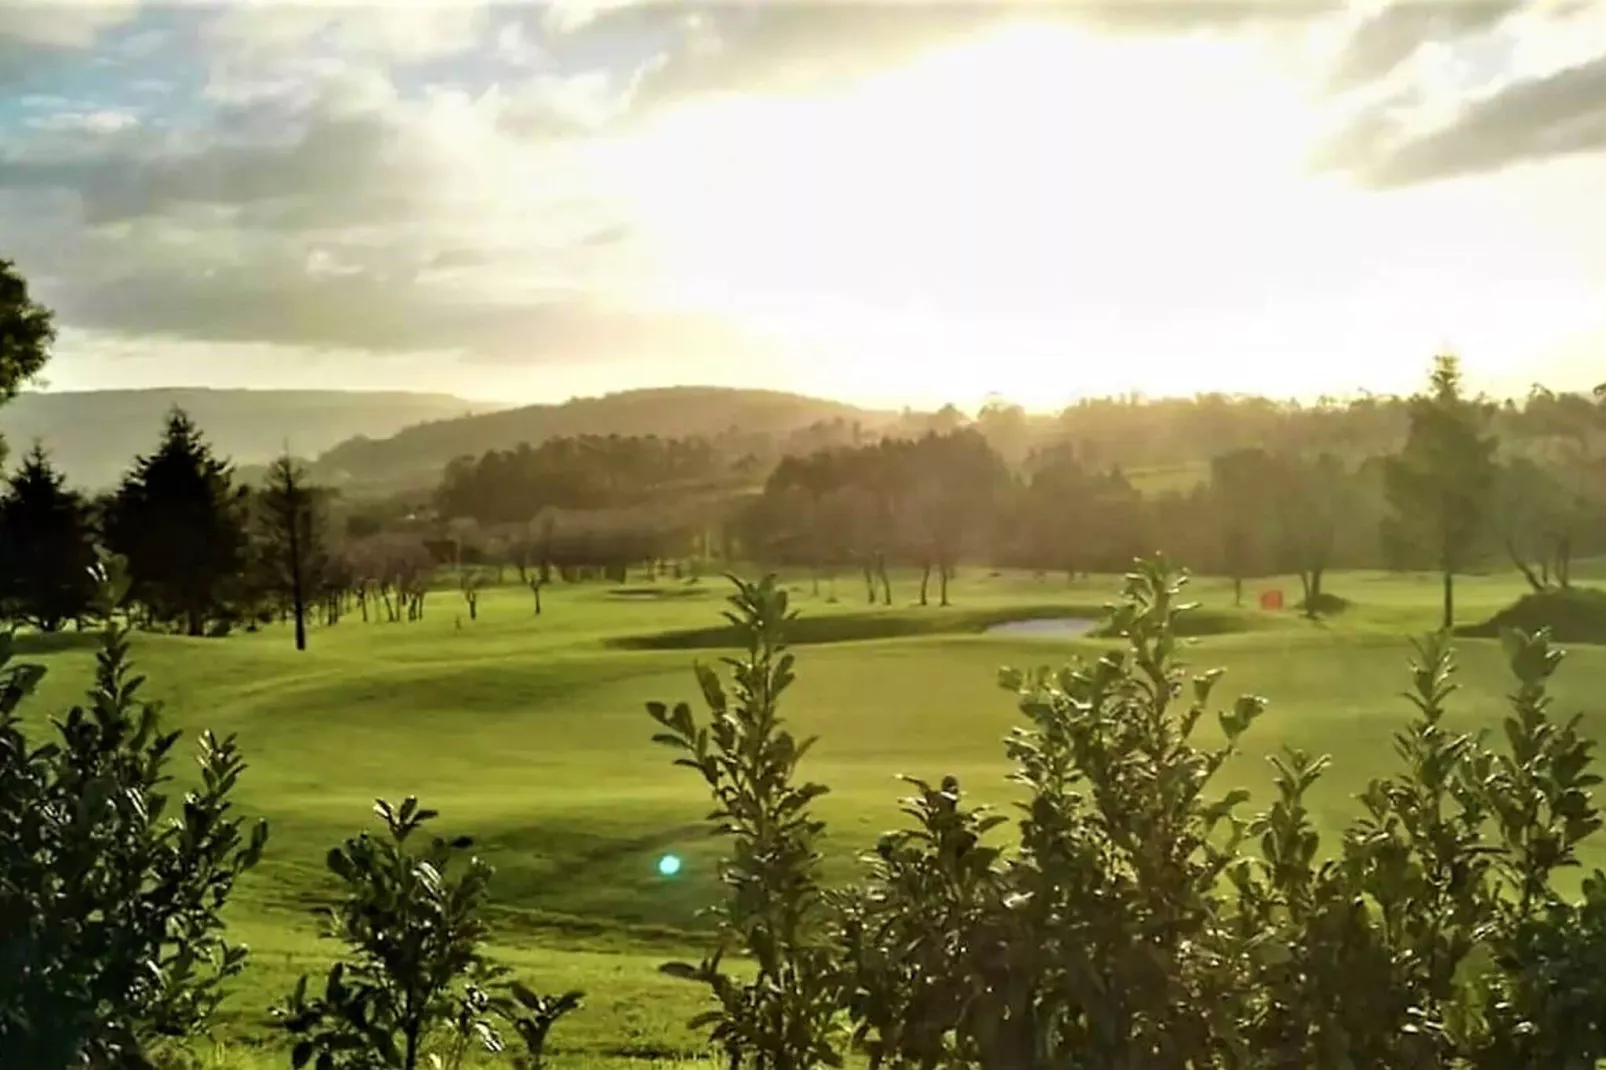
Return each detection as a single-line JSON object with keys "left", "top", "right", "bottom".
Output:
{"left": 0, "top": 443, "right": 98, "bottom": 631}
{"left": 257, "top": 452, "right": 327, "bottom": 651}
{"left": 1384, "top": 354, "right": 1498, "bottom": 630}
{"left": 103, "top": 409, "right": 248, "bottom": 636}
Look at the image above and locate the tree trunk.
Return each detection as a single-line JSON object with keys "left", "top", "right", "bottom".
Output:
{"left": 877, "top": 555, "right": 891, "bottom": 606}
{"left": 918, "top": 561, "right": 930, "bottom": 606}
{"left": 1441, "top": 569, "right": 1454, "bottom": 632}
{"left": 1557, "top": 533, "right": 1573, "bottom": 588}
{"left": 289, "top": 506, "right": 307, "bottom": 652}
{"left": 1506, "top": 538, "right": 1545, "bottom": 593}
{"left": 532, "top": 581, "right": 543, "bottom": 615}
{"left": 1233, "top": 577, "right": 1243, "bottom": 607}
{"left": 863, "top": 562, "right": 876, "bottom": 603}
{"left": 938, "top": 557, "right": 951, "bottom": 607}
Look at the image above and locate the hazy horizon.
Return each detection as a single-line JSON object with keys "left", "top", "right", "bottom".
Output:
{"left": 4, "top": 1, "right": 1605, "bottom": 411}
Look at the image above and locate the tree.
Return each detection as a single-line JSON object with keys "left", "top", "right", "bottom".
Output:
{"left": 1208, "top": 447, "right": 1281, "bottom": 604}
{"left": 103, "top": 410, "right": 249, "bottom": 636}
{"left": 1384, "top": 354, "right": 1498, "bottom": 630}
{"left": 1490, "top": 456, "right": 1573, "bottom": 592}
{"left": 1272, "top": 450, "right": 1351, "bottom": 614}
{"left": 258, "top": 453, "right": 327, "bottom": 652}
{"left": 0, "top": 258, "right": 54, "bottom": 409}
{"left": 0, "top": 443, "right": 98, "bottom": 630}
{"left": 903, "top": 430, "right": 1007, "bottom": 606}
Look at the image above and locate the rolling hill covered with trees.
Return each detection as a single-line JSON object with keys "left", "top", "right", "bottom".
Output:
{"left": 305, "top": 385, "right": 902, "bottom": 494}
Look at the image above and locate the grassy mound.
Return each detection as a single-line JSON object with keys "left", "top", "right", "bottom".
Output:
{"left": 1299, "top": 592, "right": 1353, "bottom": 617}
{"left": 1458, "top": 585, "right": 1606, "bottom": 644}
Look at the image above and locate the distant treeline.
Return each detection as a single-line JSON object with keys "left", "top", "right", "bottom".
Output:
{"left": 0, "top": 355, "right": 1593, "bottom": 643}
{"left": 423, "top": 366, "right": 1606, "bottom": 615}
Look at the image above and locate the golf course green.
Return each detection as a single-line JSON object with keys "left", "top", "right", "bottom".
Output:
{"left": 15, "top": 565, "right": 1606, "bottom": 1068}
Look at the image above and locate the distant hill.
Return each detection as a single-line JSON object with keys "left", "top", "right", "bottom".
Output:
{"left": 0, "top": 389, "right": 508, "bottom": 490}
{"left": 309, "top": 386, "right": 898, "bottom": 493}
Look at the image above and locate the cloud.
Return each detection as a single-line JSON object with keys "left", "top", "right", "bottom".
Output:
{"left": 0, "top": 1, "right": 138, "bottom": 48}
{"left": 1332, "top": 51, "right": 1606, "bottom": 188}
{"left": 1325, "top": 0, "right": 1524, "bottom": 92}
{"left": 200, "top": 2, "right": 491, "bottom": 65}
{"left": 0, "top": 0, "right": 140, "bottom": 85}
{"left": 25, "top": 108, "right": 140, "bottom": 133}
{"left": 540, "top": 1, "right": 1342, "bottom": 118}
{"left": 44, "top": 249, "right": 770, "bottom": 363}
{"left": 1313, "top": 2, "right": 1606, "bottom": 188}
{"left": 0, "top": 31, "right": 659, "bottom": 362}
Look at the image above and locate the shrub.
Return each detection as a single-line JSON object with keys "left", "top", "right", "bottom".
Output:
{"left": 0, "top": 618, "right": 268, "bottom": 1069}
{"left": 655, "top": 557, "right": 1606, "bottom": 1069}
{"left": 647, "top": 575, "right": 845, "bottom": 1070}
{"left": 272, "top": 797, "right": 581, "bottom": 1070}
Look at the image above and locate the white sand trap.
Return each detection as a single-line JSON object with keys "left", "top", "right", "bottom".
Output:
{"left": 985, "top": 618, "right": 1099, "bottom": 639}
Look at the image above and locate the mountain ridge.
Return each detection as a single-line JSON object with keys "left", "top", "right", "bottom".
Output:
{"left": 306, "top": 384, "right": 900, "bottom": 493}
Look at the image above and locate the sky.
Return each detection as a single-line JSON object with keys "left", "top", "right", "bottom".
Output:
{"left": 3, "top": 0, "right": 1606, "bottom": 411}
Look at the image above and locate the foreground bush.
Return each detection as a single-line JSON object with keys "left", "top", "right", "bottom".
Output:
{"left": 274, "top": 797, "right": 582, "bottom": 1070}
{"left": 655, "top": 559, "right": 1606, "bottom": 1069}
{"left": 0, "top": 618, "right": 268, "bottom": 1069}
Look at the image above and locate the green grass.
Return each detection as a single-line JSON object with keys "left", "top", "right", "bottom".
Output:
{"left": 15, "top": 564, "right": 1603, "bottom": 1066}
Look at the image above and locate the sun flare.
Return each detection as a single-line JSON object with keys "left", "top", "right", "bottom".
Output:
{"left": 603, "top": 20, "right": 1356, "bottom": 407}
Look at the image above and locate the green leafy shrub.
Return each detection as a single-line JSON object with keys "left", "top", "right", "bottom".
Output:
{"left": 272, "top": 797, "right": 581, "bottom": 1070}
{"left": 656, "top": 558, "right": 1606, "bottom": 1069}
{"left": 0, "top": 617, "right": 268, "bottom": 1069}
{"left": 647, "top": 575, "right": 845, "bottom": 1069}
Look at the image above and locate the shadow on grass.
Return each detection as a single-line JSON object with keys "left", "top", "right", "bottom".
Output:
{"left": 610, "top": 603, "right": 1264, "bottom": 651}
{"left": 9, "top": 629, "right": 106, "bottom": 654}
{"left": 607, "top": 586, "right": 711, "bottom": 601}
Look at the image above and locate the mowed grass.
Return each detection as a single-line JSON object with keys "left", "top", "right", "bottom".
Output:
{"left": 14, "top": 565, "right": 1606, "bottom": 1067}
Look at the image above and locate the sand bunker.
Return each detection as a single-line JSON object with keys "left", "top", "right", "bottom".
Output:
{"left": 984, "top": 618, "right": 1100, "bottom": 639}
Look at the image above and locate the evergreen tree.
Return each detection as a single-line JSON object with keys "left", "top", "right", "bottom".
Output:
{"left": 1384, "top": 354, "right": 1498, "bottom": 630}
{"left": 103, "top": 409, "right": 248, "bottom": 636}
{"left": 257, "top": 452, "right": 327, "bottom": 651}
{"left": 0, "top": 443, "right": 98, "bottom": 630}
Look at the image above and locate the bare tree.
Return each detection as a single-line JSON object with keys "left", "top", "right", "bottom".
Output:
{"left": 258, "top": 452, "right": 327, "bottom": 651}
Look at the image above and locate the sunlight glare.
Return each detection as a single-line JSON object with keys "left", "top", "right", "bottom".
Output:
{"left": 605, "top": 20, "right": 1353, "bottom": 404}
